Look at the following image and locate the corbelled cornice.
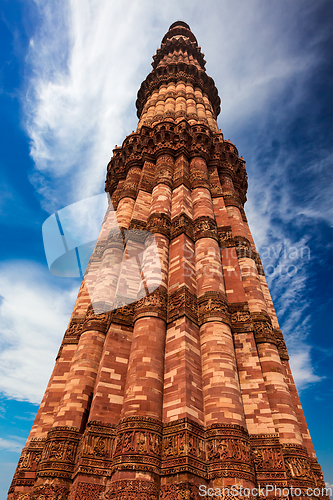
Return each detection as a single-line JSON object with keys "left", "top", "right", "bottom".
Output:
{"left": 105, "top": 120, "right": 248, "bottom": 205}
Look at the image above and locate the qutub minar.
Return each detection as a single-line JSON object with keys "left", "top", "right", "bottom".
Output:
{"left": 9, "top": 21, "right": 326, "bottom": 500}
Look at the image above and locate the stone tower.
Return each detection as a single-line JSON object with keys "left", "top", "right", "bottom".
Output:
{"left": 9, "top": 21, "right": 326, "bottom": 500}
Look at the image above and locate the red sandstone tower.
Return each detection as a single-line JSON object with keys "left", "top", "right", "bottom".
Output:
{"left": 9, "top": 21, "right": 326, "bottom": 500}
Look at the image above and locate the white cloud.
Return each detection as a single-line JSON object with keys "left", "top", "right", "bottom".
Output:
{"left": 0, "top": 261, "right": 79, "bottom": 403}
{"left": 289, "top": 346, "right": 322, "bottom": 390}
{"left": 0, "top": 437, "right": 26, "bottom": 454}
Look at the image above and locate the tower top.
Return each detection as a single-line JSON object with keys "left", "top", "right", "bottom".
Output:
{"left": 162, "top": 21, "right": 198, "bottom": 44}
{"left": 169, "top": 21, "right": 190, "bottom": 30}
{"left": 136, "top": 21, "right": 220, "bottom": 119}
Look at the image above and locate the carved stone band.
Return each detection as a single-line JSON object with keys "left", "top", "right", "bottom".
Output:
{"left": 193, "top": 216, "right": 218, "bottom": 242}
{"left": 112, "top": 416, "right": 163, "bottom": 475}
{"left": 282, "top": 444, "right": 315, "bottom": 488}
{"left": 105, "top": 122, "right": 247, "bottom": 209}
{"left": 190, "top": 171, "right": 210, "bottom": 190}
{"left": 134, "top": 287, "right": 167, "bottom": 322}
{"left": 171, "top": 212, "right": 194, "bottom": 240}
{"left": 146, "top": 212, "right": 172, "bottom": 238}
{"left": 250, "top": 433, "right": 287, "bottom": 485}
{"left": 56, "top": 318, "right": 85, "bottom": 358}
{"left": 118, "top": 181, "right": 138, "bottom": 201}
{"left": 74, "top": 420, "right": 115, "bottom": 478}
{"left": 251, "top": 312, "right": 277, "bottom": 346}
{"left": 81, "top": 305, "right": 111, "bottom": 335}
{"left": 105, "top": 479, "right": 158, "bottom": 500}
{"left": 274, "top": 328, "right": 289, "bottom": 361}
{"left": 168, "top": 285, "right": 198, "bottom": 325}
{"left": 229, "top": 302, "right": 252, "bottom": 333}
{"left": 223, "top": 194, "right": 242, "bottom": 209}
{"left": 205, "top": 423, "right": 254, "bottom": 481}
{"left": 111, "top": 303, "right": 135, "bottom": 327}
{"left": 234, "top": 235, "right": 252, "bottom": 259}
{"left": 8, "top": 438, "right": 46, "bottom": 492}
{"left": 198, "top": 291, "right": 229, "bottom": 326}
{"left": 128, "top": 219, "right": 147, "bottom": 231}
{"left": 218, "top": 225, "right": 235, "bottom": 248}
{"left": 38, "top": 426, "right": 81, "bottom": 480}
{"left": 161, "top": 418, "right": 206, "bottom": 478}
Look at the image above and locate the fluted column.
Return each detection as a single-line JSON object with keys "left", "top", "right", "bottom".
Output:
{"left": 163, "top": 154, "right": 204, "bottom": 424}
{"left": 107, "top": 154, "right": 172, "bottom": 499}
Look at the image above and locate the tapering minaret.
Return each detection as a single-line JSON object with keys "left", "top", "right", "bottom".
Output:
{"left": 9, "top": 21, "right": 326, "bottom": 500}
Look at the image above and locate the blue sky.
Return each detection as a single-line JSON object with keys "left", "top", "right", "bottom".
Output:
{"left": 0, "top": 0, "right": 332, "bottom": 495}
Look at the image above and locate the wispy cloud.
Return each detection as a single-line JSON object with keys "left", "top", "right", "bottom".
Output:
{"left": 0, "top": 437, "right": 25, "bottom": 453}
{"left": 25, "top": 1, "right": 331, "bottom": 211}
{"left": 289, "top": 348, "right": 322, "bottom": 389}
{"left": 0, "top": 260, "right": 79, "bottom": 403}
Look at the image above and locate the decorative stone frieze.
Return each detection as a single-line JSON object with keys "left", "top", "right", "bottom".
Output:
{"left": 254, "top": 251, "right": 265, "bottom": 275}
{"left": 37, "top": 426, "right": 81, "bottom": 480}
{"left": 223, "top": 194, "right": 242, "bottom": 209}
{"left": 146, "top": 212, "right": 172, "bottom": 238}
{"left": 30, "top": 480, "right": 70, "bottom": 500}
{"left": 106, "top": 230, "right": 126, "bottom": 250}
{"left": 8, "top": 438, "right": 45, "bottom": 493}
{"left": 229, "top": 302, "right": 252, "bottom": 333}
{"left": 160, "top": 482, "right": 200, "bottom": 500}
{"left": 198, "top": 291, "right": 229, "bottom": 326}
{"left": 310, "top": 458, "right": 327, "bottom": 489}
{"left": 128, "top": 218, "right": 147, "bottom": 231}
{"left": 81, "top": 305, "right": 111, "bottom": 334}
{"left": 234, "top": 235, "right": 253, "bottom": 259}
{"left": 134, "top": 287, "right": 167, "bottom": 322}
{"left": 112, "top": 416, "right": 162, "bottom": 475}
{"left": 218, "top": 225, "right": 235, "bottom": 248}
{"left": 73, "top": 420, "right": 116, "bottom": 478}
{"left": 274, "top": 328, "right": 289, "bottom": 361}
{"left": 206, "top": 423, "right": 254, "bottom": 481}
{"left": 92, "top": 243, "right": 105, "bottom": 260}
{"left": 105, "top": 122, "right": 247, "bottom": 205}
{"left": 171, "top": 212, "right": 194, "bottom": 240}
{"left": 250, "top": 434, "right": 288, "bottom": 487}
{"left": 56, "top": 318, "right": 85, "bottom": 358}
{"left": 282, "top": 444, "right": 315, "bottom": 491}
{"left": 111, "top": 302, "right": 134, "bottom": 326}
{"left": 70, "top": 482, "right": 105, "bottom": 500}
{"left": 251, "top": 312, "right": 277, "bottom": 346}
{"left": 104, "top": 479, "right": 159, "bottom": 500}
{"left": 168, "top": 285, "right": 198, "bottom": 324}
{"left": 193, "top": 215, "right": 218, "bottom": 242}
{"left": 161, "top": 418, "right": 206, "bottom": 478}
